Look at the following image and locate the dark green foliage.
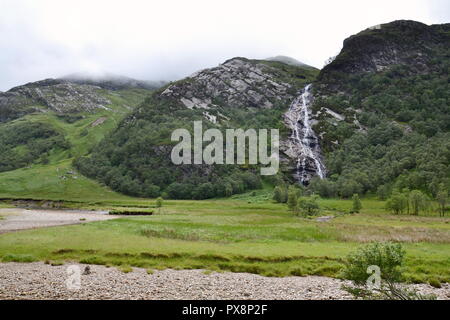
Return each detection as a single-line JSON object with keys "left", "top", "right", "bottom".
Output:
{"left": 342, "top": 242, "right": 405, "bottom": 285}
{"left": 0, "top": 121, "right": 69, "bottom": 172}
{"left": 155, "top": 197, "right": 163, "bottom": 208}
{"left": 385, "top": 189, "right": 431, "bottom": 216}
{"left": 109, "top": 209, "right": 153, "bottom": 215}
{"left": 298, "top": 195, "right": 320, "bottom": 216}
{"left": 287, "top": 188, "right": 299, "bottom": 212}
{"left": 385, "top": 191, "right": 409, "bottom": 215}
{"left": 272, "top": 186, "right": 287, "bottom": 203}
{"left": 352, "top": 194, "right": 362, "bottom": 213}
{"left": 408, "top": 190, "right": 430, "bottom": 216}
{"left": 74, "top": 59, "right": 314, "bottom": 199}
{"left": 436, "top": 184, "right": 448, "bottom": 217}
{"left": 341, "top": 242, "right": 435, "bottom": 300}
{"left": 313, "top": 22, "right": 450, "bottom": 197}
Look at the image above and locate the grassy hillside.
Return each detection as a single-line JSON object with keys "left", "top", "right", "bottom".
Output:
{"left": 0, "top": 88, "right": 151, "bottom": 200}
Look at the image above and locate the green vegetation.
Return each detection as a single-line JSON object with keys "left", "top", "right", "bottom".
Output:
{"left": 352, "top": 194, "right": 362, "bottom": 213}
{"left": 298, "top": 195, "right": 321, "bottom": 216}
{"left": 0, "top": 88, "right": 151, "bottom": 201}
{"left": 74, "top": 61, "right": 319, "bottom": 199}
{"left": 0, "top": 195, "right": 448, "bottom": 284}
{"left": 341, "top": 242, "right": 436, "bottom": 300}
{"left": 385, "top": 189, "right": 435, "bottom": 216}
{"left": 0, "top": 23, "right": 448, "bottom": 293}
{"left": 312, "top": 54, "right": 450, "bottom": 200}
{"left": 0, "top": 120, "right": 69, "bottom": 172}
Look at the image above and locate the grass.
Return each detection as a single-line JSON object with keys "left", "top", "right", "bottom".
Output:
{"left": 0, "top": 194, "right": 448, "bottom": 283}
{"left": 0, "top": 88, "right": 150, "bottom": 202}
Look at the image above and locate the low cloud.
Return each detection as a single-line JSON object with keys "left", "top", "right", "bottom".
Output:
{"left": 0, "top": 0, "right": 448, "bottom": 91}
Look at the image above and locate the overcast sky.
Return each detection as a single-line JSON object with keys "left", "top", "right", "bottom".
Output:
{"left": 0, "top": 0, "right": 449, "bottom": 91}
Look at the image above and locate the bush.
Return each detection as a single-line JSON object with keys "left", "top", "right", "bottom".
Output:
{"left": 298, "top": 195, "right": 320, "bottom": 216}
{"left": 352, "top": 194, "right": 362, "bottom": 213}
{"left": 341, "top": 242, "right": 436, "bottom": 300}
{"left": 273, "top": 186, "right": 287, "bottom": 203}
{"left": 287, "top": 188, "right": 299, "bottom": 213}
{"left": 155, "top": 197, "right": 163, "bottom": 208}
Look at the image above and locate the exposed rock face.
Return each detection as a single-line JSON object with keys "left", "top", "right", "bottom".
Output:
{"left": 312, "top": 20, "right": 450, "bottom": 151}
{"left": 160, "top": 57, "right": 297, "bottom": 116}
{"left": 0, "top": 79, "right": 111, "bottom": 122}
{"left": 158, "top": 57, "right": 324, "bottom": 182}
{"left": 318, "top": 20, "right": 450, "bottom": 87}
{"left": 10, "top": 79, "right": 111, "bottom": 112}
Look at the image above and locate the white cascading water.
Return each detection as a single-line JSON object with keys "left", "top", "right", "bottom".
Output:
{"left": 284, "top": 84, "right": 325, "bottom": 184}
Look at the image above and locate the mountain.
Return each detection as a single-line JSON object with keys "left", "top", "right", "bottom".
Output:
{"left": 0, "top": 76, "right": 156, "bottom": 178}
{"left": 309, "top": 20, "right": 450, "bottom": 198}
{"left": 74, "top": 57, "right": 319, "bottom": 198}
{"left": 1, "top": 20, "right": 448, "bottom": 201}
{"left": 0, "top": 79, "right": 110, "bottom": 123}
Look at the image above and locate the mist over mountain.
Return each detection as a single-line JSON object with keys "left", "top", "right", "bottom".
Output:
{"left": 60, "top": 72, "right": 167, "bottom": 91}
{"left": 266, "top": 56, "right": 311, "bottom": 67}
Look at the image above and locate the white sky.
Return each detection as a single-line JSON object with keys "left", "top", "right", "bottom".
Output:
{"left": 0, "top": 0, "right": 449, "bottom": 91}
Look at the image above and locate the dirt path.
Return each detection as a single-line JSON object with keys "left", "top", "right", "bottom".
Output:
{"left": 0, "top": 208, "right": 117, "bottom": 233}
{"left": 0, "top": 262, "right": 448, "bottom": 300}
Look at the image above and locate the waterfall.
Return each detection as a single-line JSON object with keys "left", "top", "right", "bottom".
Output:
{"left": 284, "top": 84, "right": 326, "bottom": 184}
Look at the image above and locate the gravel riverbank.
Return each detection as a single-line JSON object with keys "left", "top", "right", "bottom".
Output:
{"left": 0, "top": 262, "right": 448, "bottom": 300}
{"left": 0, "top": 208, "right": 116, "bottom": 233}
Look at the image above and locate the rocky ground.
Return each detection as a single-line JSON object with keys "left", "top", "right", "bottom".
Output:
{"left": 0, "top": 208, "right": 116, "bottom": 233}
{"left": 0, "top": 262, "right": 448, "bottom": 300}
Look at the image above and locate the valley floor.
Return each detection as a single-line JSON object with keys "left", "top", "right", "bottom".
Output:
{"left": 0, "top": 208, "right": 116, "bottom": 233}
{"left": 1, "top": 262, "right": 449, "bottom": 300}
{"left": 0, "top": 192, "right": 449, "bottom": 295}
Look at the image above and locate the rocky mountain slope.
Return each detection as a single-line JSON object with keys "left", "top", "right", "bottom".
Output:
{"left": 0, "top": 75, "right": 158, "bottom": 175}
{"left": 75, "top": 58, "right": 319, "bottom": 198}
{"left": 0, "top": 74, "right": 165, "bottom": 123}
{"left": 318, "top": 20, "right": 450, "bottom": 89}
{"left": 309, "top": 20, "right": 450, "bottom": 198}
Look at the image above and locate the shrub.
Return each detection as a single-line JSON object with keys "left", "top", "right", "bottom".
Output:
{"left": 341, "top": 242, "right": 436, "bottom": 300}
{"left": 298, "top": 195, "right": 320, "bottom": 216}
{"left": 352, "top": 194, "right": 362, "bottom": 213}
{"left": 287, "top": 188, "right": 299, "bottom": 213}
{"left": 273, "top": 186, "right": 287, "bottom": 203}
{"left": 155, "top": 197, "right": 163, "bottom": 208}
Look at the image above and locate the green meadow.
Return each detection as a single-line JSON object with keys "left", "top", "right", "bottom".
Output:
{"left": 1, "top": 188, "right": 448, "bottom": 286}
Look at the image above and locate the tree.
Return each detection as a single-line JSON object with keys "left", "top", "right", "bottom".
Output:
{"left": 377, "top": 184, "right": 391, "bottom": 200}
{"left": 436, "top": 186, "right": 448, "bottom": 217}
{"left": 287, "top": 188, "right": 299, "bottom": 213}
{"left": 298, "top": 195, "right": 320, "bottom": 216}
{"left": 273, "top": 186, "right": 287, "bottom": 203}
{"left": 352, "top": 194, "right": 362, "bottom": 213}
{"left": 385, "top": 191, "right": 408, "bottom": 215}
{"left": 409, "top": 190, "right": 429, "bottom": 216}
{"left": 155, "top": 197, "right": 163, "bottom": 208}
{"left": 341, "top": 242, "right": 435, "bottom": 300}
